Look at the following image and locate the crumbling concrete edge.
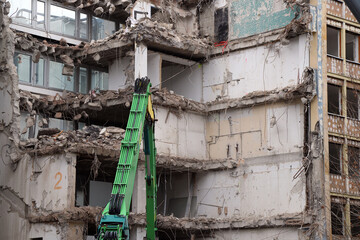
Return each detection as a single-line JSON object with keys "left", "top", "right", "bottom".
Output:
{"left": 28, "top": 206, "right": 312, "bottom": 231}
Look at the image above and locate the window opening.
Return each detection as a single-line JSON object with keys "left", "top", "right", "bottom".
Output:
{"left": 351, "top": 204, "right": 360, "bottom": 237}
{"left": 91, "top": 70, "right": 109, "bottom": 91}
{"left": 91, "top": 17, "right": 116, "bottom": 40}
{"left": 36, "top": 1, "right": 45, "bottom": 29}
{"left": 50, "top": 5, "right": 76, "bottom": 37}
{"left": 331, "top": 202, "right": 345, "bottom": 236}
{"left": 214, "top": 7, "right": 228, "bottom": 42}
{"left": 328, "top": 26, "right": 341, "bottom": 57}
{"left": 79, "top": 67, "right": 88, "bottom": 94}
{"left": 347, "top": 88, "right": 359, "bottom": 119}
{"left": 9, "top": 0, "right": 32, "bottom": 25}
{"left": 49, "top": 61, "right": 74, "bottom": 91}
{"left": 329, "top": 142, "right": 342, "bottom": 175}
{"left": 79, "top": 13, "right": 88, "bottom": 39}
{"left": 346, "top": 32, "right": 359, "bottom": 62}
{"left": 349, "top": 147, "right": 360, "bottom": 178}
{"left": 14, "top": 53, "right": 31, "bottom": 83}
{"left": 328, "top": 84, "right": 342, "bottom": 115}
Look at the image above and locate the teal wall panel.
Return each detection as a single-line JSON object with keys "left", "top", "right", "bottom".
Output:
{"left": 230, "top": 0, "right": 297, "bottom": 39}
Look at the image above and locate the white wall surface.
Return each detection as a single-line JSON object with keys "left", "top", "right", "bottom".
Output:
{"left": 196, "top": 152, "right": 306, "bottom": 219}
{"left": 29, "top": 223, "right": 62, "bottom": 240}
{"left": 205, "top": 227, "right": 301, "bottom": 240}
{"left": 206, "top": 102, "right": 304, "bottom": 160}
{"left": 108, "top": 57, "right": 132, "bottom": 90}
{"left": 154, "top": 106, "right": 206, "bottom": 159}
{"left": 203, "top": 35, "right": 310, "bottom": 102}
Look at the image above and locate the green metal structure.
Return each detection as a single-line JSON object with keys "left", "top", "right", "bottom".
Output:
{"left": 97, "top": 77, "right": 157, "bottom": 240}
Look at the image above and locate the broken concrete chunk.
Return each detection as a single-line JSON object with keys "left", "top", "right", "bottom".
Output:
{"left": 92, "top": 53, "right": 101, "bottom": 62}
{"left": 81, "top": 111, "right": 89, "bottom": 119}
{"left": 54, "top": 112, "right": 62, "bottom": 119}
{"left": 94, "top": 7, "right": 104, "bottom": 15}
{"left": 32, "top": 50, "right": 41, "bottom": 63}
{"left": 73, "top": 114, "right": 82, "bottom": 121}
{"left": 26, "top": 116, "right": 35, "bottom": 128}
{"left": 38, "top": 128, "right": 61, "bottom": 137}
{"left": 62, "top": 65, "right": 74, "bottom": 76}
{"left": 60, "top": 55, "right": 74, "bottom": 65}
{"left": 21, "top": 127, "right": 28, "bottom": 135}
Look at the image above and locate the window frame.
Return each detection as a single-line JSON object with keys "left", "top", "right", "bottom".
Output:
{"left": 9, "top": 0, "right": 120, "bottom": 42}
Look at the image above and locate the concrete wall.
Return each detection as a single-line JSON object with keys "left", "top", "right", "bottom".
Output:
{"left": 30, "top": 153, "right": 76, "bottom": 211}
{"left": 206, "top": 102, "right": 304, "bottom": 160}
{"left": 154, "top": 106, "right": 207, "bottom": 159}
{"left": 205, "top": 227, "right": 301, "bottom": 240}
{"left": 203, "top": 35, "right": 309, "bottom": 102}
{"left": 196, "top": 152, "right": 306, "bottom": 219}
{"left": 162, "top": 62, "right": 203, "bottom": 102}
{"left": 230, "top": 0, "right": 296, "bottom": 39}
{"left": 108, "top": 56, "right": 132, "bottom": 89}
{"left": 109, "top": 54, "right": 161, "bottom": 89}
{"left": 0, "top": 153, "right": 76, "bottom": 239}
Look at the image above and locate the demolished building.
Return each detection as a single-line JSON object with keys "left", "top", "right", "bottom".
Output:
{"left": 0, "top": 0, "right": 359, "bottom": 239}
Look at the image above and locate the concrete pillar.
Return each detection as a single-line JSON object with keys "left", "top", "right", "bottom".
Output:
{"left": 135, "top": 43, "right": 148, "bottom": 79}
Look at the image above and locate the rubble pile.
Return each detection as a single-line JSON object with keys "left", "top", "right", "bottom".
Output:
{"left": 19, "top": 86, "right": 206, "bottom": 118}
{"left": 84, "top": 18, "right": 211, "bottom": 57}
{"left": 20, "top": 126, "right": 125, "bottom": 156}
{"left": 15, "top": 32, "right": 86, "bottom": 76}
{"left": 29, "top": 208, "right": 308, "bottom": 230}
{"left": 207, "top": 68, "right": 315, "bottom": 110}
{"left": 53, "top": 0, "right": 132, "bottom": 18}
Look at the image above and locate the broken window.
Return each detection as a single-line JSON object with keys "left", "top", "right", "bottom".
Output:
{"left": 8, "top": 0, "right": 32, "bottom": 25}
{"left": 91, "top": 17, "right": 116, "bottom": 40}
{"left": 14, "top": 53, "right": 31, "bottom": 83}
{"left": 50, "top": 5, "right": 76, "bottom": 37}
{"left": 329, "top": 142, "right": 342, "bottom": 175}
{"left": 48, "top": 118, "right": 74, "bottom": 131}
{"left": 328, "top": 84, "right": 342, "bottom": 115}
{"left": 346, "top": 32, "right": 359, "bottom": 62}
{"left": 347, "top": 88, "right": 359, "bottom": 119}
{"left": 328, "top": 26, "right": 341, "bottom": 57}
{"left": 14, "top": 52, "right": 45, "bottom": 86}
{"left": 214, "top": 7, "right": 229, "bottom": 42}
{"left": 351, "top": 204, "right": 360, "bottom": 237}
{"left": 331, "top": 202, "right": 345, "bottom": 236}
{"left": 48, "top": 61, "right": 74, "bottom": 91}
{"left": 91, "top": 70, "right": 109, "bottom": 91}
{"left": 349, "top": 147, "right": 360, "bottom": 178}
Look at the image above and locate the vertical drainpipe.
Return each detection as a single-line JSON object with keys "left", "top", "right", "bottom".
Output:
{"left": 317, "top": 0, "right": 328, "bottom": 239}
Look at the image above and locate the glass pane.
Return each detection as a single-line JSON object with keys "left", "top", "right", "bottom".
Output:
{"left": 79, "top": 67, "right": 88, "bottom": 94}
{"left": 49, "top": 118, "right": 74, "bottom": 131}
{"left": 91, "top": 70, "right": 109, "bottom": 90}
{"left": 92, "top": 17, "right": 116, "bottom": 40}
{"left": 34, "top": 58, "right": 44, "bottom": 86}
{"left": 14, "top": 53, "right": 31, "bottom": 83}
{"left": 79, "top": 13, "right": 88, "bottom": 39}
{"left": 49, "top": 61, "right": 74, "bottom": 91}
{"left": 8, "top": 0, "right": 32, "bottom": 25}
{"left": 50, "top": 5, "right": 76, "bottom": 36}
{"left": 327, "top": 27, "right": 340, "bottom": 57}
{"left": 36, "top": 1, "right": 45, "bottom": 29}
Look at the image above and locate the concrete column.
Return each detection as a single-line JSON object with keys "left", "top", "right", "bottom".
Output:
{"left": 135, "top": 43, "right": 148, "bottom": 79}
{"left": 132, "top": 168, "right": 146, "bottom": 214}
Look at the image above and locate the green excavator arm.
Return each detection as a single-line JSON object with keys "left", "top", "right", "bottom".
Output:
{"left": 97, "top": 77, "right": 157, "bottom": 240}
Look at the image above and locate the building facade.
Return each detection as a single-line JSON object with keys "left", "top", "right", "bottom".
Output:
{"left": 0, "top": 0, "right": 359, "bottom": 239}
